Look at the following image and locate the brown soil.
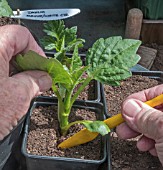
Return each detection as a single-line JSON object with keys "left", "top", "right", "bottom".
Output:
{"left": 41, "top": 80, "right": 97, "bottom": 101}
{"left": 104, "top": 75, "right": 163, "bottom": 169}
{"left": 104, "top": 75, "right": 160, "bottom": 116}
{"left": 27, "top": 105, "right": 103, "bottom": 160}
{"left": 0, "top": 17, "right": 18, "bottom": 26}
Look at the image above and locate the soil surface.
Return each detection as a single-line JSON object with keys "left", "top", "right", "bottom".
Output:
{"left": 104, "top": 75, "right": 163, "bottom": 169}
{"left": 104, "top": 75, "right": 160, "bottom": 117}
{"left": 0, "top": 17, "right": 18, "bottom": 26}
{"left": 27, "top": 105, "right": 103, "bottom": 161}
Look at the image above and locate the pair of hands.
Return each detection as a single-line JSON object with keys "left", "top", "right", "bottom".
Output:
{"left": 1, "top": 25, "right": 163, "bottom": 166}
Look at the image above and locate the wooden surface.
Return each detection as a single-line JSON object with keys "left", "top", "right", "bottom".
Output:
{"left": 143, "top": 19, "right": 163, "bottom": 24}
{"left": 141, "top": 23, "right": 163, "bottom": 44}
{"left": 137, "top": 46, "right": 157, "bottom": 69}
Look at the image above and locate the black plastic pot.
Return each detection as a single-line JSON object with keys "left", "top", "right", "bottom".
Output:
{"left": 35, "top": 52, "right": 101, "bottom": 103}
{"left": 21, "top": 100, "right": 108, "bottom": 170}
{"left": 100, "top": 85, "right": 111, "bottom": 170}
{"left": 102, "top": 70, "right": 163, "bottom": 118}
{"left": 0, "top": 116, "right": 25, "bottom": 170}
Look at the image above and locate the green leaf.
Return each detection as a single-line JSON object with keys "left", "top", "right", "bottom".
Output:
{"left": 111, "top": 39, "right": 141, "bottom": 68}
{"left": 72, "top": 66, "right": 90, "bottom": 84}
{"left": 70, "top": 45, "right": 82, "bottom": 73}
{"left": 41, "top": 20, "right": 66, "bottom": 55}
{"left": 43, "top": 20, "right": 65, "bottom": 40}
{"left": 86, "top": 36, "right": 141, "bottom": 85}
{"left": 83, "top": 121, "right": 110, "bottom": 136}
{"left": 40, "top": 36, "right": 56, "bottom": 51}
{"left": 95, "top": 66, "right": 132, "bottom": 85}
{"left": 16, "top": 50, "right": 73, "bottom": 87}
{"left": 0, "top": 0, "right": 13, "bottom": 17}
{"left": 65, "top": 38, "right": 85, "bottom": 52}
{"left": 86, "top": 36, "right": 122, "bottom": 68}
{"left": 41, "top": 20, "right": 85, "bottom": 58}
{"left": 65, "top": 26, "right": 77, "bottom": 45}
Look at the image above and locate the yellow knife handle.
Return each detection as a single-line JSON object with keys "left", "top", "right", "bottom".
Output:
{"left": 104, "top": 94, "right": 163, "bottom": 129}
{"left": 104, "top": 114, "right": 124, "bottom": 129}
{"left": 145, "top": 94, "right": 163, "bottom": 107}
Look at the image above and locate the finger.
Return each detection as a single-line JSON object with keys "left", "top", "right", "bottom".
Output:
{"left": 0, "top": 111, "right": 17, "bottom": 127}
{"left": 116, "top": 122, "right": 140, "bottom": 139}
{"left": 0, "top": 119, "right": 12, "bottom": 140}
{"left": 0, "top": 25, "right": 45, "bottom": 63}
{"left": 0, "top": 115, "right": 17, "bottom": 140}
{"left": 1, "top": 71, "right": 51, "bottom": 122}
{"left": 137, "top": 135, "right": 155, "bottom": 152}
{"left": 122, "top": 99, "right": 163, "bottom": 140}
{"left": 126, "top": 84, "right": 163, "bottom": 102}
{"left": 149, "top": 148, "right": 158, "bottom": 157}
{"left": 12, "top": 70, "right": 52, "bottom": 99}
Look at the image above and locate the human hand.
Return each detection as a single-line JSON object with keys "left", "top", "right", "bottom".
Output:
{"left": 0, "top": 25, "right": 52, "bottom": 140}
{"left": 116, "top": 84, "right": 163, "bottom": 165}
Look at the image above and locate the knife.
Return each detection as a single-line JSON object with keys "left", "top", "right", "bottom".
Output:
{"left": 58, "top": 94, "right": 163, "bottom": 149}
{"left": 11, "top": 9, "right": 80, "bottom": 21}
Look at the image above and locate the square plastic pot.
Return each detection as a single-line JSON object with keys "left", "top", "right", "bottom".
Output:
{"left": 21, "top": 100, "right": 108, "bottom": 170}
{"left": 35, "top": 52, "right": 101, "bottom": 103}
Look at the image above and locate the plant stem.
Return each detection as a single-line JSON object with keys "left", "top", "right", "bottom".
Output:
{"left": 52, "top": 84, "right": 62, "bottom": 102}
{"left": 71, "top": 76, "right": 92, "bottom": 105}
{"left": 58, "top": 89, "right": 73, "bottom": 135}
{"left": 58, "top": 100, "right": 69, "bottom": 133}
{"left": 61, "top": 120, "right": 90, "bottom": 135}
{"left": 56, "top": 77, "right": 93, "bottom": 135}
{"left": 52, "top": 84, "right": 66, "bottom": 129}
{"left": 64, "top": 90, "right": 72, "bottom": 114}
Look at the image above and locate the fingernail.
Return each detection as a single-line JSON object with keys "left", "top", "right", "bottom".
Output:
{"left": 123, "top": 99, "right": 142, "bottom": 118}
{"left": 38, "top": 75, "right": 52, "bottom": 91}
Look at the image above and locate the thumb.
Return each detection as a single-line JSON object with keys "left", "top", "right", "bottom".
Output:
{"left": 12, "top": 70, "right": 52, "bottom": 99}
{"left": 122, "top": 99, "right": 163, "bottom": 140}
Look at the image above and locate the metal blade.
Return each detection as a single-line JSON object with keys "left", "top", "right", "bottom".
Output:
{"left": 11, "top": 8, "right": 80, "bottom": 21}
